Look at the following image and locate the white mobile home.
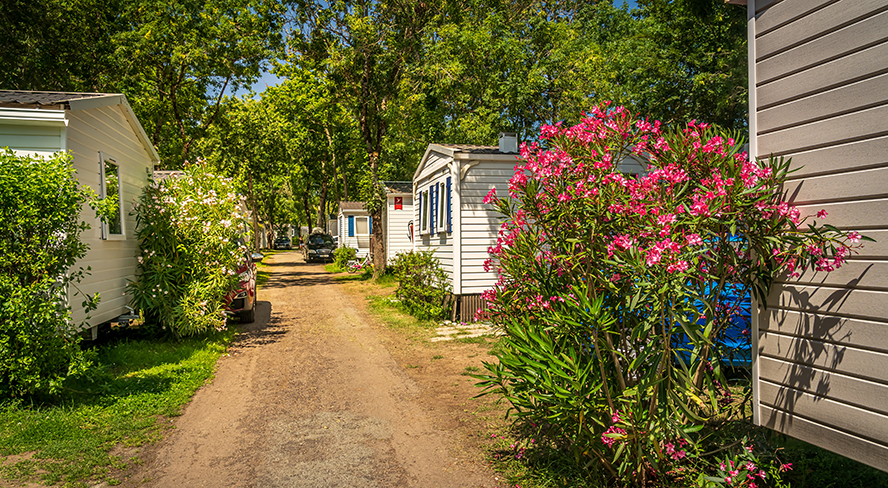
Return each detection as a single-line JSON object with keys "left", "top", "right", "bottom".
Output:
{"left": 337, "top": 201, "right": 372, "bottom": 257}
{"left": 413, "top": 135, "right": 521, "bottom": 321}
{"left": 382, "top": 181, "right": 414, "bottom": 264}
{"left": 0, "top": 90, "right": 159, "bottom": 338}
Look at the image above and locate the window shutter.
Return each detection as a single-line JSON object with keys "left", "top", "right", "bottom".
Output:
{"left": 348, "top": 215, "right": 355, "bottom": 237}
{"left": 446, "top": 176, "right": 452, "bottom": 233}
{"left": 368, "top": 216, "right": 372, "bottom": 234}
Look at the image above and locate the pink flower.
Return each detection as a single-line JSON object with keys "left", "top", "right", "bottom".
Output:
{"left": 686, "top": 234, "right": 702, "bottom": 246}
{"left": 483, "top": 187, "right": 497, "bottom": 204}
{"left": 848, "top": 231, "right": 861, "bottom": 243}
{"left": 817, "top": 209, "right": 828, "bottom": 219}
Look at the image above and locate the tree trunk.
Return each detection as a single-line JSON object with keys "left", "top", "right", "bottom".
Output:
{"left": 302, "top": 190, "right": 312, "bottom": 235}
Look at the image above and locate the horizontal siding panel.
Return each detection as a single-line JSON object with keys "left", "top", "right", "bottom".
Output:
{"left": 758, "top": 72, "right": 888, "bottom": 133}
{"left": 778, "top": 135, "right": 888, "bottom": 179}
{"left": 756, "top": 9, "right": 888, "bottom": 84}
{"left": 760, "top": 330, "right": 888, "bottom": 382}
{"left": 763, "top": 307, "right": 888, "bottom": 353}
{"left": 759, "top": 381, "right": 888, "bottom": 446}
{"left": 760, "top": 404, "right": 888, "bottom": 472}
{"left": 781, "top": 165, "right": 888, "bottom": 204}
{"left": 758, "top": 105, "right": 888, "bottom": 156}
{"left": 0, "top": 133, "right": 64, "bottom": 150}
{"left": 777, "top": 261, "right": 888, "bottom": 290}
{"left": 792, "top": 197, "right": 888, "bottom": 229}
{"left": 759, "top": 41, "right": 888, "bottom": 109}
{"left": 768, "top": 283, "right": 888, "bottom": 319}
{"left": 756, "top": 0, "right": 787, "bottom": 15}
{"left": 756, "top": 0, "right": 834, "bottom": 36}
{"left": 760, "top": 356, "right": 888, "bottom": 415}
{"left": 757, "top": 0, "right": 886, "bottom": 60}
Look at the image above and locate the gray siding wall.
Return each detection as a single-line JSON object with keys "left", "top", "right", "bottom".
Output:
{"left": 752, "top": 0, "right": 888, "bottom": 472}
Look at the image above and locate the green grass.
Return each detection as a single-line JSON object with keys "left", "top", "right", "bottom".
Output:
{"left": 0, "top": 329, "right": 235, "bottom": 487}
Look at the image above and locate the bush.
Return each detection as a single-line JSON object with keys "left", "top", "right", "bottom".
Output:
{"left": 389, "top": 250, "right": 451, "bottom": 320}
{"left": 333, "top": 246, "right": 356, "bottom": 270}
{"left": 0, "top": 150, "right": 95, "bottom": 397}
{"left": 476, "top": 105, "right": 864, "bottom": 486}
{"left": 129, "top": 161, "right": 247, "bottom": 336}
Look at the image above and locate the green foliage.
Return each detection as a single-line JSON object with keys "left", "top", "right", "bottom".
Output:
{"left": 477, "top": 108, "right": 861, "bottom": 486}
{"left": 129, "top": 161, "right": 247, "bottom": 336}
{"left": 333, "top": 246, "right": 356, "bottom": 271}
{"left": 0, "top": 150, "right": 96, "bottom": 397}
{"left": 0, "top": 329, "right": 234, "bottom": 486}
{"left": 389, "top": 250, "right": 451, "bottom": 320}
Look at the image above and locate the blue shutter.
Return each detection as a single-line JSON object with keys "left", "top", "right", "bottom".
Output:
{"left": 418, "top": 193, "right": 423, "bottom": 234}
{"left": 446, "top": 176, "right": 452, "bottom": 233}
{"left": 368, "top": 216, "right": 372, "bottom": 234}
{"left": 348, "top": 215, "right": 354, "bottom": 237}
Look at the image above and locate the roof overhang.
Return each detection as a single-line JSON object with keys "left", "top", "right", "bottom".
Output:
{"left": 0, "top": 107, "right": 68, "bottom": 127}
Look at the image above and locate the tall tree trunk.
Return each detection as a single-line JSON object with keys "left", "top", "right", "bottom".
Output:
{"left": 302, "top": 190, "right": 312, "bottom": 235}
{"left": 316, "top": 179, "right": 328, "bottom": 230}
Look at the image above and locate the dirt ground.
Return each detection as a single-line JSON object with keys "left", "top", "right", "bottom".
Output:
{"left": 121, "top": 251, "right": 507, "bottom": 488}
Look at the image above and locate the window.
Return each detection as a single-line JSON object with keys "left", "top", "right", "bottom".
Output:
{"left": 355, "top": 216, "right": 369, "bottom": 235}
{"left": 438, "top": 182, "right": 446, "bottom": 232}
{"left": 99, "top": 153, "right": 123, "bottom": 239}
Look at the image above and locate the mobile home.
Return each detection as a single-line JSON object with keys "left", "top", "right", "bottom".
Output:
{"left": 0, "top": 90, "right": 159, "bottom": 338}
{"left": 382, "top": 181, "right": 414, "bottom": 264}
{"left": 337, "top": 201, "right": 372, "bottom": 257}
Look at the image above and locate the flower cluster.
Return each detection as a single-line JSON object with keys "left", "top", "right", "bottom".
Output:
{"left": 477, "top": 103, "right": 864, "bottom": 486}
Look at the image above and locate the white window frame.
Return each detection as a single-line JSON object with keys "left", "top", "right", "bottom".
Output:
{"left": 355, "top": 216, "right": 371, "bottom": 236}
{"left": 438, "top": 182, "right": 446, "bottom": 233}
{"left": 99, "top": 152, "right": 125, "bottom": 240}
{"left": 421, "top": 191, "right": 429, "bottom": 233}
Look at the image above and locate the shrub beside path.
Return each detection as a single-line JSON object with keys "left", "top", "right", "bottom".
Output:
{"left": 123, "top": 251, "right": 495, "bottom": 488}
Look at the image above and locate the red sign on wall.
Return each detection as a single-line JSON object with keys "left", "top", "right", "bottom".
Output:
{"left": 394, "top": 197, "right": 403, "bottom": 210}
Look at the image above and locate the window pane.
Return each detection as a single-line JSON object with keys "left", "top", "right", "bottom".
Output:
{"left": 356, "top": 217, "right": 369, "bottom": 235}
{"left": 103, "top": 159, "right": 122, "bottom": 235}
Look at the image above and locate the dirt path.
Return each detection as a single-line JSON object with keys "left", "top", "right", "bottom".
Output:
{"left": 125, "top": 251, "right": 498, "bottom": 488}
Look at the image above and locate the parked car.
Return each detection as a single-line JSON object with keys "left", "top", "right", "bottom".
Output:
{"left": 273, "top": 235, "right": 291, "bottom": 250}
{"left": 224, "top": 242, "right": 262, "bottom": 323}
{"left": 303, "top": 232, "right": 336, "bottom": 262}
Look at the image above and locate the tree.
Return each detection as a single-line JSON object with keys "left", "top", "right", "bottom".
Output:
{"left": 0, "top": 0, "right": 123, "bottom": 92}
{"left": 200, "top": 96, "right": 291, "bottom": 251}
{"left": 578, "top": 0, "right": 748, "bottom": 130}
{"left": 288, "top": 0, "right": 443, "bottom": 276}
{"left": 112, "top": 0, "right": 289, "bottom": 168}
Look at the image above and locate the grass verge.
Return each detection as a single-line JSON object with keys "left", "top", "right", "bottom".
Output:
{"left": 0, "top": 329, "right": 235, "bottom": 487}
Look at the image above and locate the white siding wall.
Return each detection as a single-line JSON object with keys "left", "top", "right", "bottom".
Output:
{"left": 66, "top": 105, "right": 152, "bottom": 327}
{"left": 459, "top": 162, "right": 513, "bottom": 294}
{"left": 386, "top": 195, "right": 414, "bottom": 264}
{"left": 414, "top": 153, "right": 455, "bottom": 281}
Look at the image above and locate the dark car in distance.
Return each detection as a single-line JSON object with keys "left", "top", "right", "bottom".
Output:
{"left": 273, "top": 235, "right": 291, "bottom": 250}
{"left": 303, "top": 233, "right": 336, "bottom": 262}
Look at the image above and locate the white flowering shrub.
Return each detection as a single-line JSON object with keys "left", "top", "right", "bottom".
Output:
{"left": 129, "top": 161, "right": 248, "bottom": 336}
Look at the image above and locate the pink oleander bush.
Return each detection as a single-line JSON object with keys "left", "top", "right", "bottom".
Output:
{"left": 475, "top": 104, "right": 867, "bottom": 486}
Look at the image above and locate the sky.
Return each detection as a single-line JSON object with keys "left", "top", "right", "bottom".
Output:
{"left": 232, "top": 0, "right": 639, "bottom": 98}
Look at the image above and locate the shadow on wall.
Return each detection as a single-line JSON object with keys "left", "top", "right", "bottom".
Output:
{"left": 764, "top": 268, "right": 874, "bottom": 435}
